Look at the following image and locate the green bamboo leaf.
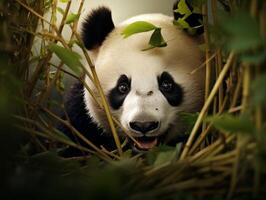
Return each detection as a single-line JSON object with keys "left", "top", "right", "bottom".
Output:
{"left": 65, "top": 13, "right": 80, "bottom": 24}
{"left": 153, "top": 151, "right": 176, "bottom": 166}
{"left": 206, "top": 114, "right": 254, "bottom": 134}
{"left": 149, "top": 28, "right": 167, "bottom": 48}
{"left": 60, "top": 0, "right": 69, "bottom": 3}
{"left": 48, "top": 44, "right": 82, "bottom": 75}
{"left": 173, "top": 18, "right": 190, "bottom": 29}
{"left": 179, "top": 112, "right": 198, "bottom": 124}
{"left": 174, "top": 0, "right": 192, "bottom": 15}
{"left": 57, "top": 7, "right": 64, "bottom": 15}
{"left": 121, "top": 21, "right": 158, "bottom": 38}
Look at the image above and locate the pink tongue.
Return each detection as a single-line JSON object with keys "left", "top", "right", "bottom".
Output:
{"left": 136, "top": 138, "right": 158, "bottom": 150}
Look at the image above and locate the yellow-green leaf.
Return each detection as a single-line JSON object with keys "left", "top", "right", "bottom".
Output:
{"left": 174, "top": 18, "right": 190, "bottom": 29}
{"left": 65, "top": 13, "right": 80, "bottom": 24}
{"left": 121, "top": 21, "right": 157, "bottom": 38}
{"left": 174, "top": 0, "right": 192, "bottom": 15}
{"left": 57, "top": 7, "right": 64, "bottom": 15}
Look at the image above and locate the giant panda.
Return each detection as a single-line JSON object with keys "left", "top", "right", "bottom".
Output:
{"left": 60, "top": 5, "right": 205, "bottom": 154}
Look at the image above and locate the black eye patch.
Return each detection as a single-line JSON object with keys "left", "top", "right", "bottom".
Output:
{"left": 108, "top": 74, "right": 131, "bottom": 110}
{"left": 157, "top": 71, "right": 183, "bottom": 106}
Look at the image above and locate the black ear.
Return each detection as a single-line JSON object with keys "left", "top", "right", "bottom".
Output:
{"left": 81, "top": 7, "right": 115, "bottom": 50}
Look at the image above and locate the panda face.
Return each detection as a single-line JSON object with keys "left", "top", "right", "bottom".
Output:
{"left": 82, "top": 7, "right": 205, "bottom": 150}
{"left": 107, "top": 71, "right": 183, "bottom": 150}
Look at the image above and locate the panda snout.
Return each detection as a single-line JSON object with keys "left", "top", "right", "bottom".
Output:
{"left": 129, "top": 121, "right": 160, "bottom": 134}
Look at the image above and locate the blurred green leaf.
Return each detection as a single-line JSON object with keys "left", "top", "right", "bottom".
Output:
{"left": 65, "top": 13, "right": 80, "bottom": 24}
{"left": 179, "top": 112, "right": 199, "bottom": 134}
{"left": 198, "top": 43, "right": 207, "bottom": 52}
{"left": 240, "top": 49, "right": 266, "bottom": 65}
{"left": 221, "top": 12, "right": 264, "bottom": 52}
{"left": 153, "top": 144, "right": 180, "bottom": 166}
{"left": 121, "top": 21, "right": 157, "bottom": 38}
{"left": 179, "top": 112, "right": 198, "bottom": 127}
{"left": 153, "top": 150, "right": 176, "bottom": 166}
{"left": 57, "top": 7, "right": 64, "bottom": 15}
{"left": 60, "top": 0, "right": 69, "bottom": 3}
{"left": 44, "top": 0, "right": 53, "bottom": 9}
{"left": 206, "top": 114, "right": 254, "bottom": 134}
{"left": 145, "top": 145, "right": 175, "bottom": 165}
{"left": 121, "top": 149, "right": 133, "bottom": 158}
{"left": 251, "top": 73, "right": 266, "bottom": 106}
{"left": 48, "top": 44, "right": 82, "bottom": 75}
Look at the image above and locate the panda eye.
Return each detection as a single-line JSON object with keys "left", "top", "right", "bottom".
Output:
{"left": 118, "top": 82, "right": 130, "bottom": 94}
{"left": 161, "top": 80, "right": 173, "bottom": 92}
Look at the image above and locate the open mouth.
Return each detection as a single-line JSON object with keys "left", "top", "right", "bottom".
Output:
{"left": 133, "top": 136, "right": 158, "bottom": 150}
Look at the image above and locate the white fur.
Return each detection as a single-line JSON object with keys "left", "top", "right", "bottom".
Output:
{"left": 84, "top": 14, "right": 205, "bottom": 140}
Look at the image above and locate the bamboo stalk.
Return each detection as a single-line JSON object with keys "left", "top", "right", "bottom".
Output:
{"left": 90, "top": 67, "right": 122, "bottom": 155}
{"left": 58, "top": 0, "right": 72, "bottom": 33}
{"left": 207, "top": 134, "right": 235, "bottom": 158}
{"left": 74, "top": 32, "right": 123, "bottom": 156}
{"left": 189, "top": 138, "right": 224, "bottom": 162}
{"left": 180, "top": 52, "right": 235, "bottom": 160}
{"left": 16, "top": 0, "right": 54, "bottom": 27}
{"left": 227, "top": 63, "right": 251, "bottom": 199}
{"left": 202, "top": 3, "right": 212, "bottom": 135}
{"left": 203, "top": 3, "right": 211, "bottom": 102}
{"left": 188, "top": 95, "right": 228, "bottom": 155}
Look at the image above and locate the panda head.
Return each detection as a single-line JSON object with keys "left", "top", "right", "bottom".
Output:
{"left": 81, "top": 7, "right": 205, "bottom": 151}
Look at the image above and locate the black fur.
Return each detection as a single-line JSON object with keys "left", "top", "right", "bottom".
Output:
{"left": 81, "top": 7, "right": 115, "bottom": 50}
{"left": 58, "top": 81, "right": 116, "bottom": 157}
{"left": 157, "top": 71, "right": 183, "bottom": 106}
{"left": 108, "top": 75, "right": 131, "bottom": 110}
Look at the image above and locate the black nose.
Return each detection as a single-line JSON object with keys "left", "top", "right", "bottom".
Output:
{"left": 129, "top": 121, "right": 159, "bottom": 133}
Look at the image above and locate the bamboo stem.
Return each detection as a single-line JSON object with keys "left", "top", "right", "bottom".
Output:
{"left": 58, "top": 0, "right": 72, "bottom": 33}
{"left": 203, "top": 3, "right": 211, "bottom": 102}
{"left": 227, "top": 63, "right": 251, "bottom": 199}
{"left": 202, "top": 3, "right": 212, "bottom": 135}
{"left": 188, "top": 95, "right": 228, "bottom": 155}
{"left": 16, "top": 0, "right": 54, "bottom": 27}
{"left": 74, "top": 31, "right": 123, "bottom": 156}
{"left": 180, "top": 52, "right": 235, "bottom": 160}
{"left": 90, "top": 67, "right": 123, "bottom": 156}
